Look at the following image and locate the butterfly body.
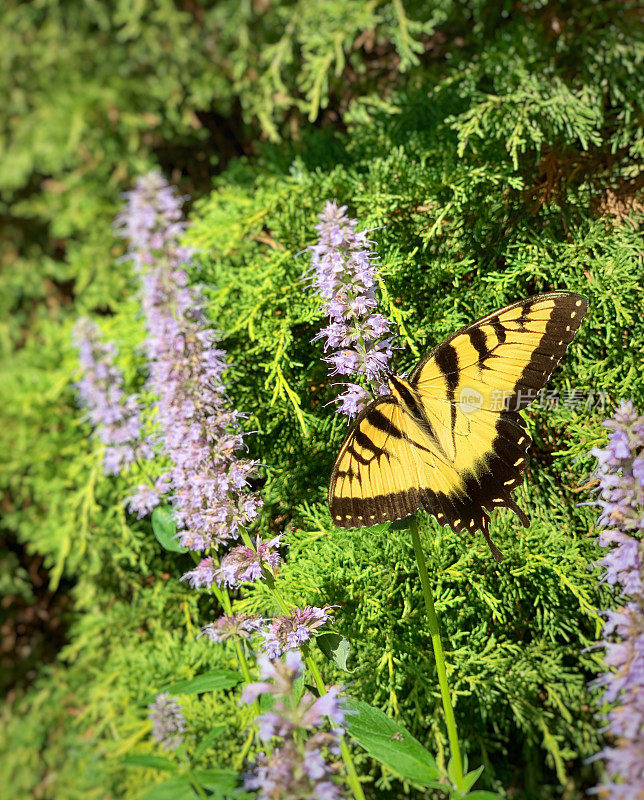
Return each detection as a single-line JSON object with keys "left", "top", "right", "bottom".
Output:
{"left": 328, "top": 291, "right": 588, "bottom": 561}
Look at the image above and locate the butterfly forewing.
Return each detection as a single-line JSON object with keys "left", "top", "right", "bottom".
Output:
{"left": 328, "top": 291, "right": 588, "bottom": 561}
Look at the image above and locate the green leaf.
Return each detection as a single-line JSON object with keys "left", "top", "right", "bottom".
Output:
{"left": 193, "top": 768, "right": 239, "bottom": 795}
{"left": 141, "top": 777, "right": 195, "bottom": 800}
{"left": 463, "top": 792, "right": 504, "bottom": 800}
{"left": 193, "top": 724, "right": 227, "bottom": 760}
{"left": 343, "top": 699, "right": 441, "bottom": 787}
{"left": 122, "top": 754, "right": 178, "bottom": 771}
{"left": 259, "top": 690, "right": 276, "bottom": 712}
{"left": 460, "top": 765, "right": 484, "bottom": 793}
{"left": 292, "top": 672, "right": 306, "bottom": 702}
{"left": 316, "top": 632, "right": 354, "bottom": 673}
{"left": 152, "top": 505, "right": 187, "bottom": 553}
{"left": 143, "top": 670, "right": 242, "bottom": 703}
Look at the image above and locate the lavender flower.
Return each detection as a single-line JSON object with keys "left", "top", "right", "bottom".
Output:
{"left": 262, "top": 605, "right": 333, "bottom": 660}
{"left": 114, "top": 171, "right": 191, "bottom": 271}
{"left": 201, "top": 613, "right": 263, "bottom": 642}
{"left": 215, "top": 535, "right": 284, "bottom": 588}
{"left": 127, "top": 474, "right": 170, "bottom": 518}
{"left": 593, "top": 402, "right": 644, "bottom": 534}
{"left": 147, "top": 693, "right": 186, "bottom": 751}
{"left": 73, "top": 318, "right": 151, "bottom": 475}
{"left": 116, "top": 171, "right": 262, "bottom": 550}
{"left": 180, "top": 556, "right": 218, "bottom": 589}
{"left": 309, "top": 201, "right": 396, "bottom": 417}
{"left": 242, "top": 652, "right": 346, "bottom": 799}
{"left": 588, "top": 401, "right": 644, "bottom": 799}
{"left": 245, "top": 741, "right": 345, "bottom": 800}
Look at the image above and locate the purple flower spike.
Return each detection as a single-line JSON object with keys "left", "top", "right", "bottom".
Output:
{"left": 241, "top": 653, "right": 346, "bottom": 799}
{"left": 73, "top": 318, "right": 151, "bottom": 475}
{"left": 180, "top": 556, "right": 218, "bottom": 589}
{"left": 588, "top": 401, "right": 644, "bottom": 798}
{"left": 115, "top": 171, "right": 262, "bottom": 549}
{"left": 147, "top": 693, "right": 186, "bottom": 751}
{"left": 309, "top": 201, "right": 397, "bottom": 418}
{"left": 201, "top": 613, "right": 263, "bottom": 642}
{"left": 127, "top": 474, "right": 170, "bottom": 518}
{"left": 114, "top": 171, "right": 191, "bottom": 272}
{"left": 215, "top": 535, "right": 284, "bottom": 588}
{"left": 262, "top": 605, "right": 333, "bottom": 659}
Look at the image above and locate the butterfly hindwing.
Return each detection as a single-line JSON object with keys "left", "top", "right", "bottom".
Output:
{"left": 328, "top": 291, "right": 588, "bottom": 561}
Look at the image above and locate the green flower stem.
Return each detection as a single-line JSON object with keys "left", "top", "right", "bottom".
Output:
{"left": 187, "top": 546, "right": 258, "bottom": 705}
{"left": 210, "top": 574, "right": 263, "bottom": 775}
{"left": 186, "top": 766, "right": 209, "bottom": 800}
{"left": 261, "top": 569, "right": 290, "bottom": 614}
{"left": 188, "top": 551, "right": 256, "bottom": 706}
{"left": 237, "top": 728, "right": 255, "bottom": 772}
{"left": 209, "top": 579, "right": 262, "bottom": 773}
{"left": 178, "top": 750, "right": 209, "bottom": 800}
{"left": 409, "top": 516, "right": 464, "bottom": 788}
{"left": 135, "top": 458, "right": 156, "bottom": 487}
{"left": 210, "top": 579, "right": 255, "bottom": 686}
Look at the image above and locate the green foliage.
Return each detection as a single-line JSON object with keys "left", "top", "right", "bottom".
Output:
{"left": 344, "top": 699, "right": 441, "bottom": 787}
{"left": 147, "top": 669, "right": 243, "bottom": 701}
{"left": 0, "top": 580, "right": 249, "bottom": 800}
{"left": 1, "top": 2, "right": 642, "bottom": 799}
{"left": 152, "top": 506, "right": 189, "bottom": 554}
{"left": 185, "top": 66, "right": 641, "bottom": 798}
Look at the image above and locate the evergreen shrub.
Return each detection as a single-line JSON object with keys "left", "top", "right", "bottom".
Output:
{"left": 1, "top": 1, "right": 641, "bottom": 799}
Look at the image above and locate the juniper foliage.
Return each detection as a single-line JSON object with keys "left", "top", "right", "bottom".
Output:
{"left": 1, "top": 2, "right": 642, "bottom": 799}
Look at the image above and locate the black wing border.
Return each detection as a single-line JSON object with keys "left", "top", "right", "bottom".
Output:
{"left": 408, "top": 290, "right": 588, "bottom": 386}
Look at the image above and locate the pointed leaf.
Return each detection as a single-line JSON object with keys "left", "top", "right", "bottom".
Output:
{"left": 143, "top": 670, "right": 242, "bottom": 703}
{"left": 448, "top": 754, "right": 463, "bottom": 787}
{"left": 152, "top": 506, "right": 187, "bottom": 553}
{"left": 292, "top": 672, "right": 306, "bottom": 702}
{"left": 389, "top": 514, "right": 417, "bottom": 530}
{"left": 259, "top": 691, "right": 276, "bottom": 712}
{"left": 122, "top": 754, "right": 178, "bottom": 771}
{"left": 194, "top": 724, "right": 227, "bottom": 760}
{"left": 193, "top": 768, "right": 239, "bottom": 795}
{"left": 460, "top": 765, "right": 484, "bottom": 793}
{"left": 316, "top": 632, "right": 354, "bottom": 673}
{"left": 343, "top": 699, "right": 441, "bottom": 787}
{"left": 141, "top": 777, "right": 195, "bottom": 800}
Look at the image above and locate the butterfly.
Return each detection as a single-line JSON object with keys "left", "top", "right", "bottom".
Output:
{"left": 328, "top": 291, "right": 588, "bottom": 562}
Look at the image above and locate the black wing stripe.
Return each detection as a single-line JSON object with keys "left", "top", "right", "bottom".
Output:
{"left": 354, "top": 428, "right": 383, "bottom": 458}
{"left": 368, "top": 408, "right": 406, "bottom": 438}
{"left": 434, "top": 343, "right": 459, "bottom": 436}
{"left": 434, "top": 342, "right": 459, "bottom": 393}
{"left": 346, "top": 446, "right": 372, "bottom": 466}
{"left": 490, "top": 317, "right": 507, "bottom": 344}
{"left": 468, "top": 326, "right": 491, "bottom": 361}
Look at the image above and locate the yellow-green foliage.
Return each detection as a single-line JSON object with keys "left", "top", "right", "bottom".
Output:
{"left": 1, "top": 1, "right": 642, "bottom": 799}
{"left": 185, "top": 107, "right": 642, "bottom": 797}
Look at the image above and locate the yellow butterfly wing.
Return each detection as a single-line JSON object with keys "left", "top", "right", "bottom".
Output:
{"left": 329, "top": 400, "right": 435, "bottom": 527}
{"left": 328, "top": 291, "right": 588, "bottom": 561}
